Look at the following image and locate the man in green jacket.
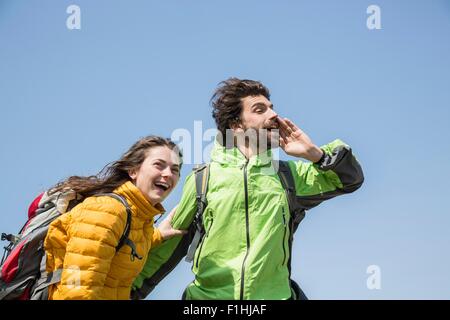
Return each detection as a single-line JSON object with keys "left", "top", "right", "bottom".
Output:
{"left": 133, "top": 78, "right": 364, "bottom": 300}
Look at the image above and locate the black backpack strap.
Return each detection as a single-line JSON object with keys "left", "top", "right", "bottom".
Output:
{"left": 94, "top": 193, "right": 142, "bottom": 261}
{"left": 276, "top": 161, "right": 306, "bottom": 233}
{"left": 185, "top": 164, "right": 210, "bottom": 262}
{"left": 275, "top": 160, "right": 308, "bottom": 300}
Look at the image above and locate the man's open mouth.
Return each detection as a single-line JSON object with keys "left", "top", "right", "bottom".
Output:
{"left": 265, "top": 120, "right": 279, "bottom": 131}
{"left": 265, "top": 126, "right": 279, "bottom": 132}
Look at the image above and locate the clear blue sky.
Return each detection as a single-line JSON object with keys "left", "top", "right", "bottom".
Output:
{"left": 1, "top": 0, "right": 449, "bottom": 299}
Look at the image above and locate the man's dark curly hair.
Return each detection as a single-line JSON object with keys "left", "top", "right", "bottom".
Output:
{"left": 211, "top": 78, "right": 270, "bottom": 141}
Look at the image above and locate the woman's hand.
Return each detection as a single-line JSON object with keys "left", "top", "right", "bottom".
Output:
{"left": 157, "top": 206, "right": 187, "bottom": 240}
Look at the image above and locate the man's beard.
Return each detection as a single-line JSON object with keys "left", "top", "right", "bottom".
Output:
{"left": 237, "top": 127, "right": 280, "bottom": 151}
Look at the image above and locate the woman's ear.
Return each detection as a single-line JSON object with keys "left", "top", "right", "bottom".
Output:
{"left": 128, "top": 168, "right": 138, "bottom": 180}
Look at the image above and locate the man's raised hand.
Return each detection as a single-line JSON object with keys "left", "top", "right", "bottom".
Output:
{"left": 277, "top": 117, "right": 323, "bottom": 162}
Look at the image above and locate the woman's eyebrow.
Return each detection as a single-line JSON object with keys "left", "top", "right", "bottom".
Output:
{"left": 154, "top": 159, "right": 180, "bottom": 167}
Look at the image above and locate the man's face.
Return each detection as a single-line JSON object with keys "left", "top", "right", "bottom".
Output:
{"left": 232, "top": 95, "right": 279, "bottom": 149}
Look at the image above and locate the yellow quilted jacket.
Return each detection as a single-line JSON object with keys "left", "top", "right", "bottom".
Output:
{"left": 44, "top": 181, "right": 164, "bottom": 300}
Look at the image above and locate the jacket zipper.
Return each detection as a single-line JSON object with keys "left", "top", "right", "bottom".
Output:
{"left": 195, "top": 218, "right": 213, "bottom": 269}
{"left": 282, "top": 207, "right": 288, "bottom": 266}
{"left": 240, "top": 160, "right": 250, "bottom": 300}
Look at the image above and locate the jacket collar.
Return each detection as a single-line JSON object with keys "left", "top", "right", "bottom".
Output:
{"left": 114, "top": 181, "right": 165, "bottom": 220}
{"left": 210, "top": 137, "right": 274, "bottom": 168}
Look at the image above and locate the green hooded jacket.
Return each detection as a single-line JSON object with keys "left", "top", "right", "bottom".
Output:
{"left": 132, "top": 138, "right": 364, "bottom": 299}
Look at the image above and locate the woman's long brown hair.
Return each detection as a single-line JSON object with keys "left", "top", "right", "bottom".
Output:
{"left": 49, "top": 136, "right": 182, "bottom": 198}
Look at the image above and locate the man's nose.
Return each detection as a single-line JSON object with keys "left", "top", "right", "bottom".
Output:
{"left": 268, "top": 108, "right": 278, "bottom": 120}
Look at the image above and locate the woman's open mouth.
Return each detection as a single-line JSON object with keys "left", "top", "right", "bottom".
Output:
{"left": 154, "top": 181, "right": 170, "bottom": 193}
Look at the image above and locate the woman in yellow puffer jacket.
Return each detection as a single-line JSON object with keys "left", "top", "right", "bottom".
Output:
{"left": 43, "top": 136, "right": 185, "bottom": 300}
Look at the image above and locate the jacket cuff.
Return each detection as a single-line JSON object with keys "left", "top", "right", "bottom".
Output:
{"left": 152, "top": 228, "right": 163, "bottom": 247}
{"left": 313, "top": 148, "right": 327, "bottom": 166}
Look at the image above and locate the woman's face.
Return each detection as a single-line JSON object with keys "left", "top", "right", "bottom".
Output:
{"left": 129, "top": 146, "right": 181, "bottom": 206}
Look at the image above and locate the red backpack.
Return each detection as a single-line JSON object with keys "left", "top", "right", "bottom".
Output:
{"left": 0, "top": 190, "right": 134, "bottom": 300}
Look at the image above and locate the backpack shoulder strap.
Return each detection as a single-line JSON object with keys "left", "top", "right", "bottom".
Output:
{"left": 276, "top": 160, "right": 308, "bottom": 300}
{"left": 94, "top": 193, "right": 142, "bottom": 261}
{"left": 276, "top": 160, "right": 306, "bottom": 233}
{"left": 185, "top": 163, "right": 210, "bottom": 262}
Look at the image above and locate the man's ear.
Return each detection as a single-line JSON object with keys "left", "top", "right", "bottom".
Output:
{"left": 230, "top": 119, "right": 244, "bottom": 134}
